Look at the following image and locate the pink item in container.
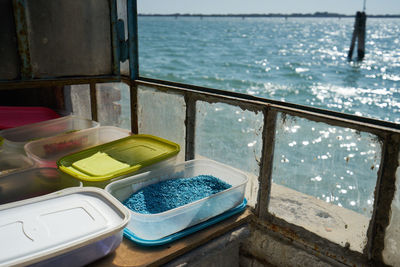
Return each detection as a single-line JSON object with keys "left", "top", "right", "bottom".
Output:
{"left": 0, "top": 106, "right": 60, "bottom": 130}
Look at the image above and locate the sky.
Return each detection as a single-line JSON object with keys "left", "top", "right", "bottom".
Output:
{"left": 138, "top": 0, "right": 400, "bottom": 15}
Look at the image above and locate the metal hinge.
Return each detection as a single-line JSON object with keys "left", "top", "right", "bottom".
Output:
{"left": 117, "top": 19, "right": 128, "bottom": 62}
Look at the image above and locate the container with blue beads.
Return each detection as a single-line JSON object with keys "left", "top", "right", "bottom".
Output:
{"left": 105, "top": 159, "right": 248, "bottom": 241}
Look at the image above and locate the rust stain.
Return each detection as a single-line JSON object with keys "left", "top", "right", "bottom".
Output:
{"left": 13, "top": 0, "right": 32, "bottom": 78}
{"left": 261, "top": 219, "right": 367, "bottom": 266}
{"left": 267, "top": 222, "right": 301, "bottom": 242}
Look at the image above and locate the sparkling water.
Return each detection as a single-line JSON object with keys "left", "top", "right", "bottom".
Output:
{"left": 137, "top": 16, "right": 400, "bottom": 216}
{"left": 139, "top": 16, "right": 400, "bottom": 123}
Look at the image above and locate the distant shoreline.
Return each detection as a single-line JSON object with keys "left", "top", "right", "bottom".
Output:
{"left": 138, "top": 12, "right": 400, "bottom": 18}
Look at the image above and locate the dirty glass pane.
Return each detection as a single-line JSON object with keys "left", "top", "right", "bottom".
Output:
{"left": 117, "top": 0, "right": 129, "bottom": 76}
{"left": 137, "top": 85, "right": 185, "bottom": 163}
{"left": 96, "top": 83, "right": 131, "bottom": 130}
{"left": 195, "top": 101, "right": 263, "bottom": 207}
{"left": 69, "top": 84, "right": 91, "bottom": 120}
{"left": 27, "top": 0, "right": 112, "bottom": 77}
{"left": 269, "top": 112, "right": 381, "bottom": 253}
{"left": 0, "top": 0, "right": 19, "bottom": 80}
{"left": 383, "top": 149, "right": 400, "bottom": 265}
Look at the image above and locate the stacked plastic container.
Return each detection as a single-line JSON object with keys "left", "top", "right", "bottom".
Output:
{"left": 0, "top": 150, "right": 35, "bottom": 176}
{"left": 0, "top": 167, "right": 82, "bottom": 205}
{"left": 25, "top": 126, "right": 131, "bottom": 167}
{"left": 0, "top": 114, "right": 101, "bottom": 177}
{"left": 57, "top": 134, "right": 181, "bottom": 188}
{"left": 0, "top": 187, "right": 130, "bottom": 266}
{"left": 0, "top": 107, "right": 248, "bottom": 263}
{"left": 0, "top": 115, "right": 99, "bottom": 154}
{"left": 0, "top": 111, "right": 134, "bottom": 266}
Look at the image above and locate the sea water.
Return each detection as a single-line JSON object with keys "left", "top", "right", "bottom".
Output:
{"left": 138, "top": 16, "right": 400, "bottom": 122}
{"left": 136, "top": 16, "right": 400, "bottom": 216}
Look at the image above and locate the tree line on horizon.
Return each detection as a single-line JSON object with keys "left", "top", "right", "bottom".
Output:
{"left": 138, "top": 12, "right": 400, "bottom": 18}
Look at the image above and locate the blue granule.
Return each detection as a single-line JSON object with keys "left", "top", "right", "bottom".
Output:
{"left": 123, "top": 175, "right": 232, "bottom": 214}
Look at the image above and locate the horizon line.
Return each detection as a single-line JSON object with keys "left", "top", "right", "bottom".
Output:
{"left": 138, "top": 12, "right": 400, "bottom": 18}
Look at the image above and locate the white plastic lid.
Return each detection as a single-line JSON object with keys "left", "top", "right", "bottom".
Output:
{"left": 0, "top": 187, "right": 130, "bottom": 267}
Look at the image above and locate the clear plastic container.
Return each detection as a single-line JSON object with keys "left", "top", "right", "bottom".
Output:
{"left": 0, "top": 115, "right": 99, "bottom": 153}
{"left": 0, "top": 150, "right": 35, "bottom": 177}
{"left": 57, "top": 134, "right": 180, "bottom": 188}
{"left": 25, "top": 126, "right": 131, "bottom": 168}
{"left": 0, "top": 187, "right": 130, "bottom": 267}
{"left": 0, "top": 167, "right": 82, "bottom": 205}
{"left": 105, "top": 159, "right": 248, "bottom": 240}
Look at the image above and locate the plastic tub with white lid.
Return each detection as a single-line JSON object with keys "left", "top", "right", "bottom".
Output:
{"left": 0, "top": 187, "right": 130, "bottom": 267}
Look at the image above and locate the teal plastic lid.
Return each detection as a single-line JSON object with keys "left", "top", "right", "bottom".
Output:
{"left": 123, "top": 199, "right": 247, "bottom": 246}
{"left": 57, "top": 134, "right": 180, "bottom": 182}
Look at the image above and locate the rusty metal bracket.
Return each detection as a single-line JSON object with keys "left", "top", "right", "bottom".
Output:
{"left": 110, "top": 0, "right": 120, "bottom": 75}
{"left": 117, "top": 19, "right": 129, "bottom": 62}
{"left": 12, "top": 0, "right": 32, "bottom": 79}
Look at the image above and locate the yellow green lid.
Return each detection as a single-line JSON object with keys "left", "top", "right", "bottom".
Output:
{"left": 72, "top": 152, "right": 130, "bottom": 176}
{"left": 57, "top": 134, "right": 180, "bottom": 182}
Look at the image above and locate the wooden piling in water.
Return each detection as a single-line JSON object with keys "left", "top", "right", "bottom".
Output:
{"left": 348, "top": 11, "right": 367, "bottom": 61}
{"left": 357, "top": 12, "right": 366, "bottom": 60}
{"left": 348, "top": 15, "right": 358, "bottom": 60}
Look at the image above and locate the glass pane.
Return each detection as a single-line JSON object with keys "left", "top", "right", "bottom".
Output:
{"left": 137, "top": 85, "right": 186, "bottom": 163}
{"left": 96, "top": 82, "right": 131, "bottom": 130}
{"left": 383, "top": 149, "right": 400, "bottom": 265}
{"left": 269, "top": 112, "right": 381, "bottom": 253}
{"left": 195, "top": 101, "right": 263, "bottom": 207}
{"left": 70, "top": 84, "right": 91, "bottom": 119}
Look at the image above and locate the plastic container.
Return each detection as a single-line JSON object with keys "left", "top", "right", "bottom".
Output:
{"left": 25, "top": 126, "right": 131, "bottom": 168}
{"left": 0, "top": 115, "right": 99, "bottom": 153}
{"left": 105, "top": 159, "right": 248, "bottom": 240}
{"left": 57, "top": 134, "right": 180, "bottom": 188}
{"left": 123, "top": 199, "right": 247, "bottom": 246}
{"left": 0, "top": 187, "right": 130, "bottom": 267}
{"left": 0, "top": 106, "right": 60, "bottom": 130}
{"left": 0, "top": 150, "right": 35, "bottom": 177}
{"left": 0, "top": 167, "right": 82, "bottom": 205}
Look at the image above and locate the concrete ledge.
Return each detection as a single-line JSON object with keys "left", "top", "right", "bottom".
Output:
{"left": 240, "top": 224, "right": 340, "bottom": 267}
{"left": 269, "top": 183, "right": 369, "bottom": 253}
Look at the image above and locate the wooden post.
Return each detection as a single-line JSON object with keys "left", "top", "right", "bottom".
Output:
{"left": 347, "top": 13, "right": 359, "bottom": 60}
{"left": 357, "top": 12, "right": 366, "bottom": 60}
{"left": 348, "top": 11, "right": 366, "bottom": 61}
